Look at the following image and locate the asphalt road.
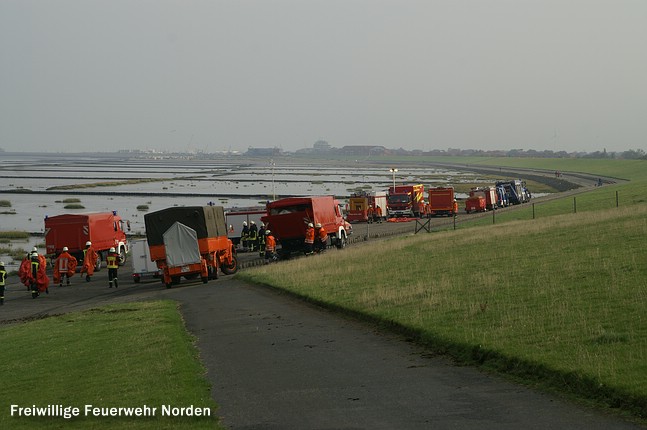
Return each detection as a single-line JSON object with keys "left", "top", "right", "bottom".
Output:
{"left": 1, "top": 269, "right": 643, "bottom": 430}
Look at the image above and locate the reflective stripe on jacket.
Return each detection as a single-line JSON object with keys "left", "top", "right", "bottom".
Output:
{"left": 106, "top": 253, "right": 119, "bottom": 269}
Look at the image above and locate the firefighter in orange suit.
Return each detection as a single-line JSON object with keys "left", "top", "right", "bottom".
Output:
{"left": 264, "top": 230, "right": 276, "bottom": 263}
{"left": 80, "top": 241, "right": 98, "bottom": 282}
{"left": 376, "top": 205, "right": 383, "bottom": 223}
{"left": 315, "top": 223, "right": 327, "bottom": 253}
{"left": 453, "top": 199, "right": 459, "bottom": 215}
{"left": 106, "top": 247, "right": 122, "bottom": 288}
{"left": 304, "top": 222, "right": 315, "bottom": 255}
{"left": 53, "top": 246, "right": 77, "bottom": 287}
{"left": 367, "top": 205, "right": 374, "bottom": 223}
{"left": 19, "top": 249, "right": 50, "bottom": 298}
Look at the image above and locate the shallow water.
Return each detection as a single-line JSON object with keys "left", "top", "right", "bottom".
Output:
{"left": 0, "top": 153, "right": 499, "bottom": 267}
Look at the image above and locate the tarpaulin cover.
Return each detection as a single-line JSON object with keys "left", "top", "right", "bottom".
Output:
{"left": 145, "top": 206, "right": 227, "bottom": 246}
{"left": 162, "top": 222, "right": 201, "bottom": 267}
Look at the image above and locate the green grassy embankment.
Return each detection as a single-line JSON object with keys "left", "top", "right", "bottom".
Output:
{"left": 238, "top": 158, "right": 647, "bottom": 421}
{"left": 0, "top": 301, "right": 222, "bottom": 430}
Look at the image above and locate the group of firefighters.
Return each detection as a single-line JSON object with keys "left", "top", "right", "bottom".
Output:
{"left": 237, "top": 220, "right": 278, "bottom": 263}
{"left": 1, "top": 241, "right": 123, "bottom": 303}
{"left": 237, "top": 219, "right": 328, "bottom": 262}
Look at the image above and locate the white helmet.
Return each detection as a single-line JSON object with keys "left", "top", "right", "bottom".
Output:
{"left": 32, "top": 247, "right": 38, "bottom": 252}
{"left": 265, "top": 230, "right": 271, "bottom": 235}
{"left": 86, "top": 241, "right": 92, "bottom": 246}
{"left": 315, "top": 223, "right": 322, "bottom": 228}
{"left": 31, "top": 251, "right": 39, "bottom": 258}
{"left": 0, "top": 261, "right": 5, "bottom": 266}
{"left": 109, "top": 247, "right": 116, "bottom": 252}
{"left": 251, "top": 220, "right": 255, "bottom": 224}
{"left": 243, "top": 221, "right": 247, "bottom": 226}
{"left": 62, "top": 246, "right": 68, "bottom": 252}
{"left": 308, "top": 223, "right": 314, "bottom": 228}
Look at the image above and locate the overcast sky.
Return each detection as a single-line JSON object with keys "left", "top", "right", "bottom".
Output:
{"left": 1, "top": 0, "right": 646, "bottom": 154}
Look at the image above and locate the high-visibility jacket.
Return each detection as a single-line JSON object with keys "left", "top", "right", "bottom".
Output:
{"left": 106, "top": 252, "right": 119, "bottom": 269}
{"left": 305, "top": 227, "right": 315, "bottom": 244}
{"left": 317, "top": 227, "right": 327, "bottom": 242}
{"left": 265, "top": 235, "right": 276, "bottom": 252}
{"left": 376, "top": 206, "right": 383, "bottom": 217}
{"left": 53, "top": 251, "right": 77, "bottom": 283}
{"left": 0, "top": 268, "right": 6, "bottom": 286}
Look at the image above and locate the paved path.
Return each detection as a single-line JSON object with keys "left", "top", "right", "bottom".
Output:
{"left": 168, "top": 280, "right": 643, "bottom": 430}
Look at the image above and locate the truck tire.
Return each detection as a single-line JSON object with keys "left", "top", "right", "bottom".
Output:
{"left": 336, "top": 232, "right": 347, "bottom": 249}
{"left": 94, "top": 255, "right": 102, "bottom": 272}
{"left": 118, "top": 247, "right": 127, "bottom": 266}
{"left": 221, "top": 255, "right": 238, "bottom": 275}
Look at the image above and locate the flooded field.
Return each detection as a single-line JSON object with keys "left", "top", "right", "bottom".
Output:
{"left": 0, "top": 153, "right": 497, "bottom": 268}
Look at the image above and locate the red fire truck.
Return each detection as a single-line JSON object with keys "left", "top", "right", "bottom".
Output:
{"left": 387, "top": 184, "right": 425, "bottom": 218}
{"left": 261, "top": 196, "right": 351, "bottom": 257}
{"left": 45, "top": 211, "right": 129, "bottom": 270}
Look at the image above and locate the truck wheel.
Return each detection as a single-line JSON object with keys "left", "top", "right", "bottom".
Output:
{"left": 221, "top": 255, "right": 238, "bottom": 275}
{"left": 118, "top": 247, "right": 127, "bottom": 266}
{"left": 133, "top": 275, "right": 141, "bottom": 283}
{"left": 94, "top": 255, "right": 102, "bottom": 272}
{"left": 336, "top": 233, "right": 347, "bottom": 249}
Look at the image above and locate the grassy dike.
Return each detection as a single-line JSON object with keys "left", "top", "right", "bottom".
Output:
{"left": 0, "top": 301, "right": 222, "bottom": 430}
{"left": 238, "top": 201, "right": 647, "bottom": 421}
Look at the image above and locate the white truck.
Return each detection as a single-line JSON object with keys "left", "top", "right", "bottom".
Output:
{"left": 130, "top": 238, "right": 160, "bottom": 283}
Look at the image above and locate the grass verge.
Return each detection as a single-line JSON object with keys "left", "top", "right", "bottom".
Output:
{"left": 238, "top": 204, "right": 647, "bottom": 423}
{"left": 0, "top": 301, "right": 221, "bottom": 429}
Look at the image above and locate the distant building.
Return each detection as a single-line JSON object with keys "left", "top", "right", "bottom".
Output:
{"left": 339, "top": 145, "right": 387, "bottom": 156}
{"left": 313, "top": 140, "right": 331, "bottom": 152}
{"left": 245, "top": 147, "right": 283, "bottom": 157}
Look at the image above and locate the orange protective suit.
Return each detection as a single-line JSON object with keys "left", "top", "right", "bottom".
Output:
{"left": 53, "top": 251, "right": 78, "bottom": 284}
{"left": 80, "top": 246, "right": 98, "bottom": 277}
{"left": 18, "top": 255, "right": 50, "bottom": 293}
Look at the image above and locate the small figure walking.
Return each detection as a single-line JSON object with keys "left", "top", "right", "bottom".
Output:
{"left": 264, "top": 230, "right": 277, "bottom": 263}
{"left": 0, "top": 261, "right": 7, "bottom": 305}
{"left": 19, "top": 249, "right": 50, "bottom": 298}
{"left": 80, "top": 241, "right": 98, "bottom": 282}
{"left": 304, "top": 222, "right": 315, "bottom": 255}
{"left": 106, "top": 247, "right": 122, "bottom": 288}
{"left": 53, "top": 246, "right": 77, "bottom": 287}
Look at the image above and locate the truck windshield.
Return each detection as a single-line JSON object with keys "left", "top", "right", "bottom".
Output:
{"left": 388, "top": 195, "right": 409, "bottom": 204}
{"left": 269, "top": 204, "right": 309, "bottom": 215}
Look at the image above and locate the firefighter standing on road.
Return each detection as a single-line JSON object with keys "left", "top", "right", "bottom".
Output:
{"left": 367, "top": 205, "right": 374, "bottom": 223}
{"left": 248, "top": 221, "right": 258, "bottom": 252}
{"left": 257, "top": 223, "right": 266, "bottom": 257}
{"left": 19, "top": 249, "right": 49, "bottom": 298}
{"left": 80, "top": 241, "right": 98, "bottom": 282}
{"left": 314, "top": 223, "right": 327, "bottom": 253}
{"left": 107, "top": 247, "right": 122, "bottom": 288}
{"left": 0, "top": 261, "right": 6, "bottom": 305}
{"left": 241, "top": 221, "right": 249, "bottom": 251}
{"left": 53, "top": 246, "right": 77, "bottom": 287}
{"left": 264, "top": 230, "right": 276, "bottom": 263}
{"left": 304, "top": 222, "right": 315, "bottom": 255}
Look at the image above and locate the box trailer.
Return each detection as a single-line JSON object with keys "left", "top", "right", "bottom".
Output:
{"left": 130, "top": 238, "right": 160, "bottom": 283}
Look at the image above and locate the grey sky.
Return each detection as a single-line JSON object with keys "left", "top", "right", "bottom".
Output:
{"left": 1, "top": 0, "right": 646, "bottom": 154}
